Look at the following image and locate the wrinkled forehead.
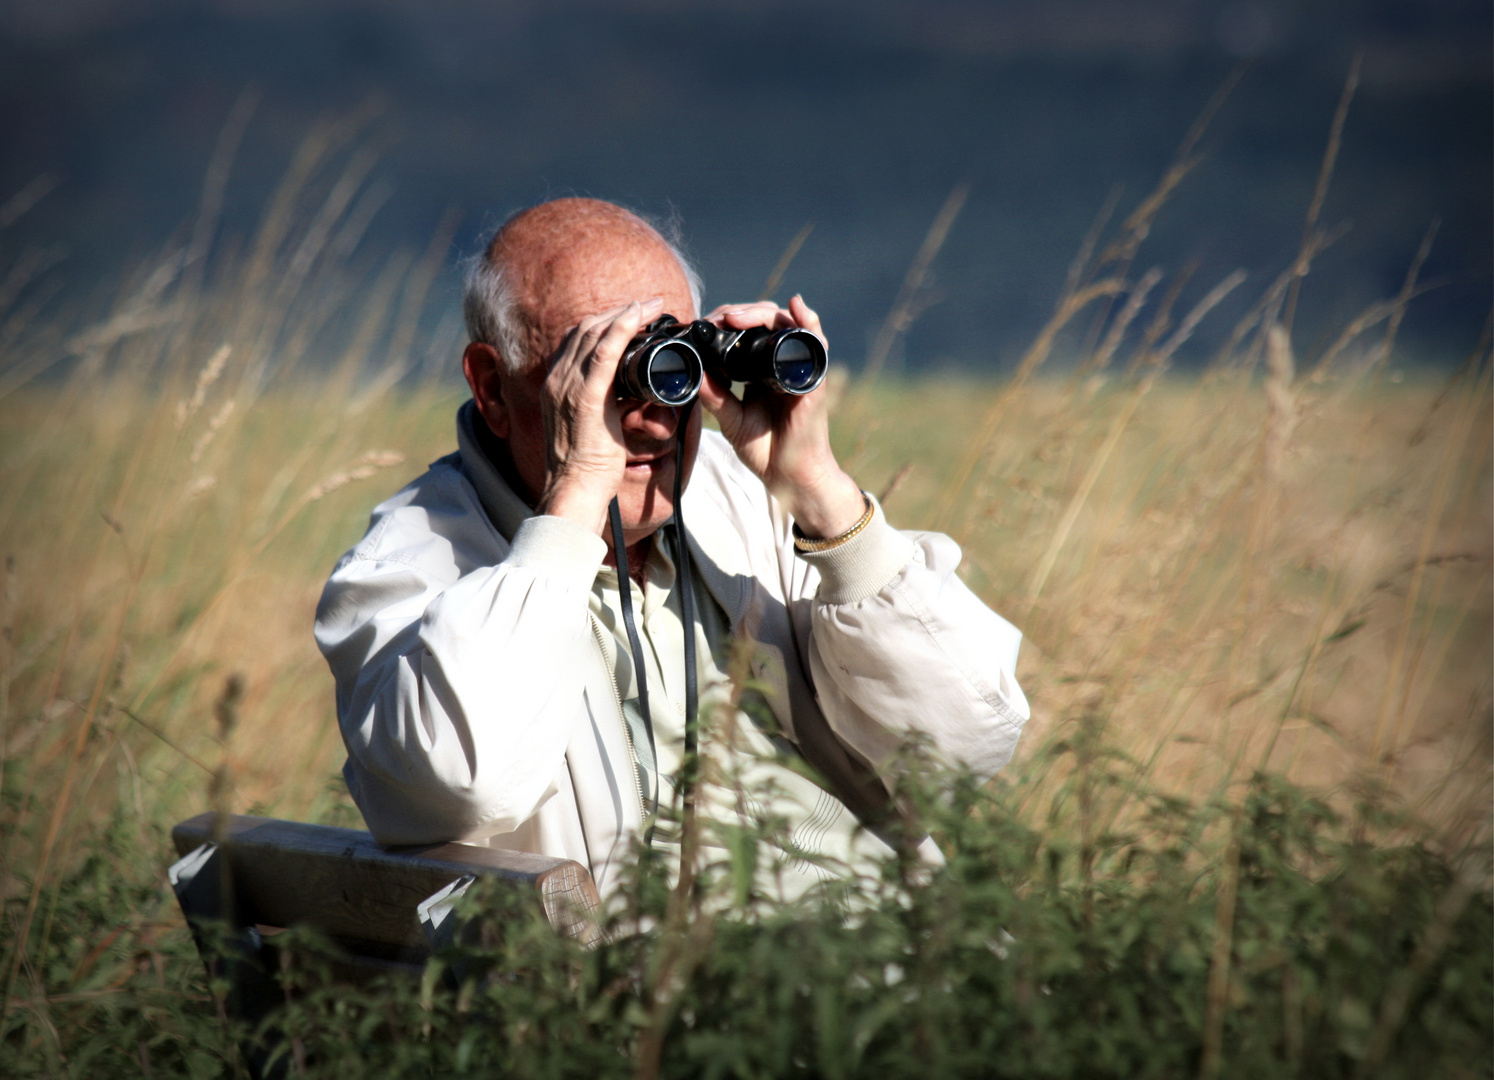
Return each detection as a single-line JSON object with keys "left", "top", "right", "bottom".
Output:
{"left": 494, "top": 206, "right": 697, "bottom": 361}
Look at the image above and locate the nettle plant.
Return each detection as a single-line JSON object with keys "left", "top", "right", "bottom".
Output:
{"left": 211, "top": 733, "right": 1489, "bottom": 1080}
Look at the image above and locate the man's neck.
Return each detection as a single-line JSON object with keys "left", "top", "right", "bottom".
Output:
{"left": 603, "top": 534, "right": 654, "bottom": 589}
{"left": 473, "top": 413, "right": 657, "bottom": 587}
{"left": 471, "top": 414, "right": 535, "bottom": 508}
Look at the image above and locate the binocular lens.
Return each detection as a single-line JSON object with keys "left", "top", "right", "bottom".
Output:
{"left": 772, "top": 335, "right": 820, "bottom": 393}
{"left": 643, "top": 342, "right": 700, "bottom": 405}
{"left": 617, "top": 316, "right": 705, "bottom": 405}
{"left": 619, "top": 314, "right": 826, "bottom": 404}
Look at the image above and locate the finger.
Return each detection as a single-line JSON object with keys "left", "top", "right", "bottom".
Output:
{"left": 591, "top": 295, "right": 665, "bottom": 327}
{"left": 712, "top": 301, "right": 783, "bottom": 329}
{"left": 565, "top": 296, "right": 665, "bottom": 356}
{"left": 696, "top": 370, "right": 744, "bottom": 433}
{"left": 705, "top": 301, "right": 776, "bottom": 322}
{"left": 551, "top": 307, "right": 631, "bottom": 396}
{"left": 788, "top": 294, "right": 824, "bottom": 337}
{"left": 739, "top": 379, "right": 777, "bottom": 411}
{"left": 557, "top": 311, "right": 615, "bottom": 378}
{"left": 695, "top": 369, "right": 736, "bottom": 411}
{"left": 570, "top": 315, "right": 609, "bottom": 362}
{"left": 587, "top": 299, "right": 659, "bottom": 382}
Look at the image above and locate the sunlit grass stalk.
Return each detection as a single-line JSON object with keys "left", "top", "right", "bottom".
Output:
{"left": 0, "top": 556, "right": 12, "bottom": 806}
{"left": 1066, "top": 62, "right": 1244, "bottom": 373}
{"left": 1392, "top": 390, "right": 1491, "bottom": 756}
{"left": 858, "top": 181, "right": 969, "bottom": 391}
{"left": 1371, "top": 360, "right": 1488, "bottom": 763}
{"left": 1, "top": 538, "right": 139, "bottom": 1022}
{"left": 1280, "top": 53, "right": 1360, "bottom": 335}
{"left": 931, "top": 277, "right": 1123, "bottom": 534}
{"left": 1406, "top": 564, "right": 1494, "bottom": 845}
{"left": 0, "top": 319, "right": 196, "bottom": 1017}
{"left": 757, "top": 221, "right": 814, "bottom": 303}
{"left": 126, "top": 445, "right": 403, "bottom": 716}
{"left": 1198, "top": 819, "right": 1242, "bottom": 1080}
{"left": 1026, "top": 369, "right": 1159, "bottom": 610}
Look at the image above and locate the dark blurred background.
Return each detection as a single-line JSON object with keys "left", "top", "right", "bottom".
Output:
{"left": 1, "top": 0, "right": 1488, "bottom": 374}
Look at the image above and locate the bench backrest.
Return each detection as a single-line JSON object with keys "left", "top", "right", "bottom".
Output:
{"left": 168, "top": 813, "right": 601, "bottom": 1080}
{"left": 170, "top": 812, "right": 600, "bottom": 951}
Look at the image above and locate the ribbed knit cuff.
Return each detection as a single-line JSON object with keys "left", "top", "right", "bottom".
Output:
{"left": 796, "top": 498, "right": 916, "bottom": 604}
{"left": 505, "top": 515, "right": 608, "bottom": 593}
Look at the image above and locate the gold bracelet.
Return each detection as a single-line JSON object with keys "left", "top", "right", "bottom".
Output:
{"left": 793, "top": 492, "right": 875, "bottom": 553}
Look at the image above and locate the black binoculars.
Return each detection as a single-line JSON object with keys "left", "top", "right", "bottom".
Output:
{"left": 616, "top": 315, "right": 828, "bottom": 407}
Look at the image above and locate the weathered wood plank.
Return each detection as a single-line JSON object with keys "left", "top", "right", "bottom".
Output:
{"left": 172, "top": 813, "right": 600, "bottom": 947}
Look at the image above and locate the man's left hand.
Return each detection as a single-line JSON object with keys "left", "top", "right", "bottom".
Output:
{"left": 696, "top": 295, "right": 866, "bottom": 540}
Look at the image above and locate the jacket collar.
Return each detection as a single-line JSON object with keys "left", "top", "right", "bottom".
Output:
{"left": 454, "top": 398, "right": 752, "bottom": 623}
{"left": 456, "top": 399, "right": 534, "bottom": 544}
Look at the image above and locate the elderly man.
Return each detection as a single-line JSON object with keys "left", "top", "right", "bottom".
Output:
{"left": 315, "top": 198, "right": 1028, "bottom": 900}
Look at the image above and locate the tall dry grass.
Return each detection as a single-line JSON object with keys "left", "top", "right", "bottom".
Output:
{"left": 0, "top": 72, "right": 1488, "bottom": 1069}
{"left": 848, "top": 363, "right": 1490, "bottom": 841}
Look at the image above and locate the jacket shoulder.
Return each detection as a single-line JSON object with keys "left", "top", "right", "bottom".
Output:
{"left": 340, "top": 453, "right": 506, "bottom": 578}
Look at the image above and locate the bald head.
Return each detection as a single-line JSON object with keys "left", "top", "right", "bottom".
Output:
{"left": 464, "top": 198, "right": 703, "bottom": 373}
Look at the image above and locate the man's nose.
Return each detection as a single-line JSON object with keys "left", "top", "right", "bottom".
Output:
{"left": 620, "top": 401, "right": 680, "bottom": 442}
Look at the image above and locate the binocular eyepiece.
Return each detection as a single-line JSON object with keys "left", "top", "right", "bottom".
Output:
{"left": 616, "top": 315, "right": 828, "bottom": 407}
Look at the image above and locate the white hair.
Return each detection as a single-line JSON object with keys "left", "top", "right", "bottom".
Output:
{"left": 462, "top": 207, "right": 705, "bottom": 374}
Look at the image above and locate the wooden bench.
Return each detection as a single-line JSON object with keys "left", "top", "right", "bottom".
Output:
{"left": 168, "top": 812, "right": 600, "bottom": 1078}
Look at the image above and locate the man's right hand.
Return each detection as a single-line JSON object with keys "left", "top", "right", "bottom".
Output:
{"left": 534, "top": 296, "right": 665, "bottom": 536}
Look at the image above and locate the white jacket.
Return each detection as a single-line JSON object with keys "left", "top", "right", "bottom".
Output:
{"left": 315, "top": 405, "right": 1030, "bottom": 897}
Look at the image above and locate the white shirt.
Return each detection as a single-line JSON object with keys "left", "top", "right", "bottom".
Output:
{"left": 592, "top": 531, "right": 888, "bottom": 900}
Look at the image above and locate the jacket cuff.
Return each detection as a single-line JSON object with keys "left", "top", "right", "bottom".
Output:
{"left": 505, "top": 515, "right": 607, "bottom": 592}
{"left": 797, "top": 498, "right": 916, "bottom": 605}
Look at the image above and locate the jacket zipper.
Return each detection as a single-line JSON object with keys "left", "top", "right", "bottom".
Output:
{"left": 589, "top": 614, "right": 647, "bottom": 822}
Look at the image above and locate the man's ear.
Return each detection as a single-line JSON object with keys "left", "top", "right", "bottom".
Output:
{"left": 463, "top": 342, "right": 512, "bottom": 440}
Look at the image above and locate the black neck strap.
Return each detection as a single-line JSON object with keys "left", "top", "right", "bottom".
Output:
{"left": 672, "top": 411, "right": 700, "bottom": 771}
{"left": 606, "top": 403, "right": 700, "bottom": 832}
{"left": 607, "top": 494, "right": 658, "bottom": 822}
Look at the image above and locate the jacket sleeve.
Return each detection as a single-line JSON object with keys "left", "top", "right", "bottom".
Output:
{"left": 796, "top": 500, "right": 1030, "bottom": 783}
{"left": 314, "top": 513, "right": 607, "bottom": 846}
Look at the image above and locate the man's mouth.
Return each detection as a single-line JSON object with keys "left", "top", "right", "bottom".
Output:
{"left": 625, "top": 448, "right": 674, "bottom": 472}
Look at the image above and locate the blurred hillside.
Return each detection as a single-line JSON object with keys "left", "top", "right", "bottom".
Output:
{"left": 1, "top": 0, "right": 1489, "bottom": 373}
